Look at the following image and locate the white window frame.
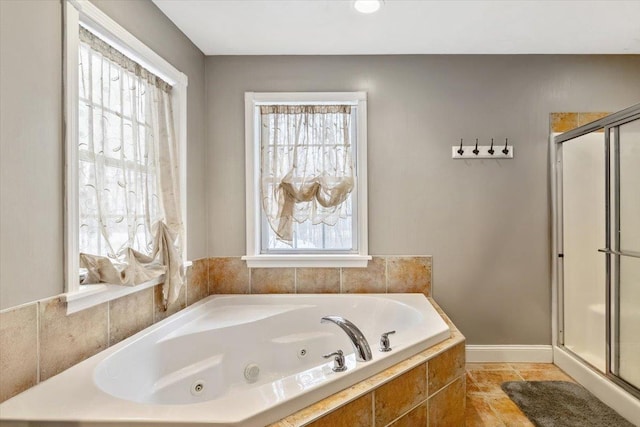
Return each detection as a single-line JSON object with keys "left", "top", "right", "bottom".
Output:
{"left": 63, "top": 0, "right": 188, "bottom": 313}
{"left": 242, "top": 92, "right": 370, "bottom": 268}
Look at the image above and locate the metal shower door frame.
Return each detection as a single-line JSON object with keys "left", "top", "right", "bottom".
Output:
{"left": 552, "top": 103, "right": 640, "bottom": 399}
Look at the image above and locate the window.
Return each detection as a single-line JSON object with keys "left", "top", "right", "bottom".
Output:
{"left": 243, "top": 92, "right": 370, "bottom": 268}
{"left": 78, "top": 29, "right": 163, "bottom": 260}
{"left": 64, "top": 0, "right": 188, "bottom": 312}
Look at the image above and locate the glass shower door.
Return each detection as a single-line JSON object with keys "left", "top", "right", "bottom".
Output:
{"left": 555, "top": 103, "right": 640, "bottom": 401}
{"left": 612, "top": 119, "right": 640, "bottom": 391}
{"left": 561, "top": 132, "right": 607, "bottom": 372}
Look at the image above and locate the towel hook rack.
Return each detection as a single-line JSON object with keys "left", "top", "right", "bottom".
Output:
{"left": 452, "top": 137, "right": 514, "bottom": 159}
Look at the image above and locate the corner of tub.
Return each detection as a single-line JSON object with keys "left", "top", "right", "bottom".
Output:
{"left": 423, "top": 297, "right": 466, "bottom": 357}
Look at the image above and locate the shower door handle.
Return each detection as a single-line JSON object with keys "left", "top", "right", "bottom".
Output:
{"left": 597, "top": 248, "right": 640, "bottom": 259}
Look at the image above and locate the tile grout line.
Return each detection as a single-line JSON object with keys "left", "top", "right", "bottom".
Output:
{"left": 207, "top": 258, "right": 211, "bottom": 296}
{"left": 429, "top": 373, "right": 464, "bottom": 400}
{"left": 426, "top": 357, "right": 429, "bottom": 398}
{"left": 487, "top": 395, "right": 516, "bottom": 427}
{"left": 383, "top": 397, "right": 428, "bottom": 427}
{"left": 466, "top": 369, "right": 478, "bottom": 385}
{"left": 483, "top": 394, "right": 509, "bottom": 427}
{"left": 384, "top": 256, "right": 388, "bottom": 293}
{"left": 429, "top": 256, "right": 433, "bottom": 297}
{"left": 371, "top": 389, "right": 376, "bottom": 427}
{"left": 465, "top": 369, "right": 504, "bottom": 426}
{"left": 465, "top": 364, "right": 537, "bottom": 427}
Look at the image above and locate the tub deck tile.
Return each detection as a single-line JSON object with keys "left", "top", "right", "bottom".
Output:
{"left": 305, "top": 392, "right": 373, "bottom": 427}
{"left": 428, "top": 376, "right": 465, "bottom": 427}
{"left": 386, "top": 401, "right": 428, "bottom": 427}
{"left": 267, "top": 420, "right": 294, "bottom": 427}
{"left": 374, "top": 363, "right": 427, "bottom": 426}
{"left": 363, "top": 352, "right": 429, "bottom": 390}
{"left": 428, "top": 341, "right": 465, "bottom": 396}
{"left": 281, "top": 378, "right": 379, "bottom": 426}
{"left": 278, "top": 297, "right": 466, "bottom": 427}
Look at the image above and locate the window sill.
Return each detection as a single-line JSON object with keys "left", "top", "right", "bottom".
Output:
{"left": 242, "top": 254, "right": 371, "bottom": 268}
{"left": 63, "top": 261, "right": 192, "bottom": 315}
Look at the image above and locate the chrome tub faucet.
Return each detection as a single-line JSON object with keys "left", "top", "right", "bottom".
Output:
{"left": 321, "top": 316, "right": 373, "bottom": 362}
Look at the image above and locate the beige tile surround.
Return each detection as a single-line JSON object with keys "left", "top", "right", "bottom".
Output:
{"left": 208, "top": 256, "right": 432, "bottom": 296}
{"left": 0, "top": 304, "right": 37, "bottom": 402}
{"left": 0, "top": 259, "right": 208, "bottom": 402}
{"left": 550, "top": 111, "right": 610, "bottom": 133}
{"left": 1, "top": 255, "right": 463, "bottom": 427}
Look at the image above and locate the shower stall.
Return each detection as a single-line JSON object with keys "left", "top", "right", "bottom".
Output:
{"left": 551, "top": 103, "right": 640, "bottom": 423}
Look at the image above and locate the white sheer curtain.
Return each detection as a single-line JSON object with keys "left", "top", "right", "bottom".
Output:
{"left": 78, "top": 28, "right": 183, "bottom": 307}
{"left": 260, "top": 105, "right": 354, "bottom": 243}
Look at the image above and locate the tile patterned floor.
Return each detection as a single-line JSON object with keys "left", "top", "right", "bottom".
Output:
{"left": 465, "top": 363, "right": 576, "bottom": 426}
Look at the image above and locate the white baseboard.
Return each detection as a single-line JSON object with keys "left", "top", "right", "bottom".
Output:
{"left": 466, "top": 345, "right": 553, "bottom": 363}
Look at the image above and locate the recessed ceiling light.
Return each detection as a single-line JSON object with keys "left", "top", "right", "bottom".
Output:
{"left": 354, "top": 0, "right": 382, "bottom": 14}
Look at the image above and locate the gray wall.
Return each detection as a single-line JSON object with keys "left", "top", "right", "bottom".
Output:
{"left": 0, "top": 0, "right": 207, "bottom": 309}
{"left": 205, "top": 55, "right": 640, "bottom": 344}
{"left": 2, "top": 0, "right": 638, "bottom": 345}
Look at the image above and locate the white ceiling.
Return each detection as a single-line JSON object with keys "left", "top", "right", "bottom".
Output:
{"left": 152, "top": 0, "right": 640, "bottom": 55}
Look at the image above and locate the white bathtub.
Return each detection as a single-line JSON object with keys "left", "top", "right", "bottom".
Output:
{"left": 0, "top": 293, "right": 450, "bottom": 426}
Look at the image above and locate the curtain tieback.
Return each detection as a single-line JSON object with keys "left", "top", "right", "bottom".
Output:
{"left": 275, "top": 177, "right": 354, "bottom": 241}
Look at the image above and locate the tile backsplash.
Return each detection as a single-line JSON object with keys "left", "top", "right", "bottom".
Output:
{"left": 0, "top": 255, "right": 431, "bottom": 403}
{"left": 550, "top": 112, "right": 610, "bottom": 133}
{"left": 208, "top": 256, "right": 432, "bottom": 296}
{"left": 0, "top": 304, "right": 37, "bottom": 402}
{"left": 0, "top": 259, "right": 208, "bottom": 403}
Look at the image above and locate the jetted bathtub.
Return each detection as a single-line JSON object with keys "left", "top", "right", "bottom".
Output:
{"left": 0, "top": 294, "right": 450, "bottom": 426}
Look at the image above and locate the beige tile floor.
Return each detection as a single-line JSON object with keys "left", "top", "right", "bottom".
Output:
{"left": 465, "top": 363, "right": 576, "bottom": 426}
